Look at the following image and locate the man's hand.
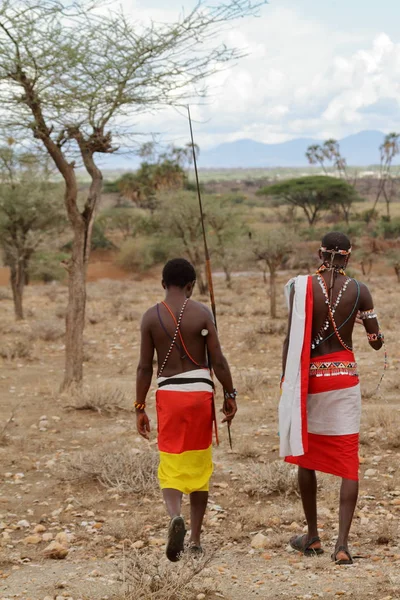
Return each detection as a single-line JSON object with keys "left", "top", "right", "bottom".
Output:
{"left": 136, "top": 411, "right": 151, "bottom": 439}
{"left": 222, "top": 397, "right": 237, "bottom": 424}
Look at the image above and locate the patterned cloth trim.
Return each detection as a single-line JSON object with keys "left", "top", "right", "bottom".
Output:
{"left": 309, "top": 360, "right": 358, "bottom": 378}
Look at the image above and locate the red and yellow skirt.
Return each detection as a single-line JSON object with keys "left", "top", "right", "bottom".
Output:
{"left": 156, "top": 370, "right": 214, "bottom": 494}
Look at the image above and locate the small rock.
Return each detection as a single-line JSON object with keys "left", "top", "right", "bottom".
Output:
{"left": 55, "top": 532, "right": 70, "bottom": 546}
{"left": 34, "top": 524, "right": 46, "bottom": 533}
{"left": 55, "top": 581, "right": 67, "bottom": 589}
{"left": 17, "top": 520, "right": 30, "bottom": 529}
{"left": 132, "top": 540, "right": 145, "bottom": 549}
{"left": 197, "top": 595, "right": 206, "bottom": 600}
{"left": 43, "top": 541, "right": 69, "bottom": 560}
{"left": 42, "top": 533, "right": 53, "bottom": 542}
{"left": 251, "top": 533, "right": 268, "bottom": 549}
{"left": 23, "top": 534, "right": 42, "bottom": 545}
{"left": 365, "top": 469, "right": 377, "bottom": 477}
{"left": 148, "top": 537, "right": 165, "bottom": 546}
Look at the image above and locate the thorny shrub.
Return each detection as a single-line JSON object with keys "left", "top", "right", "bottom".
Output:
{"left": 362, "top": 406, "right": 400, "bottom": 448}
{"left": 64, "top": 444, "right": 159, "bottom": 495}
{"left": 0, "top": 339, "right": 32, "bottom": 360}
{"left": 243, "top": 460, "right": 298, "bottom": 497}
{"left": 0, "top": 289, "right": 11, "bottom": 301}
{"left": 116, "top": 551, "right": 213, "bottom": 600}
{"left": 239, "top": 369, "right": 268, "bottom": 395}
{"left": 66, "top": 382, "right": 131, "bottom": 415}
{"left": 55, "top": 304, "right": 67, "bottom": 320}
{"left": 121, "top": 309, "right": 141, "bottom": 323}
{"left": 30, "top": 320, "right": 65, "bottom": 341}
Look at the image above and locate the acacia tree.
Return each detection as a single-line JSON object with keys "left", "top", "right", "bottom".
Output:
{"left": 252, "top": 229, "right": 294, "bottom": 318}
{"left": 0, "top": 140, "right": 63, "bottom": 319}
{"left": 0, "top": 0, "right": 266, "bottom": 388}
{"left": 207, "top": 201, "right": 244, "bottom": 288}
{"left": 306, "top": 139, "right": 351, "bottom": 180}
{"left": 258, "top": 176, "right": 360, "bottom": 225}
{"left": 161, "top": 193, "right": 209, "bottom": 295}
{"left": 372, "top": 133, "right": 400, "bottom": 221}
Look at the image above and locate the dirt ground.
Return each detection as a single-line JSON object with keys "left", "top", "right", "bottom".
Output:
{"left": 0, "top": 271, "right": 399, "bottom": 600}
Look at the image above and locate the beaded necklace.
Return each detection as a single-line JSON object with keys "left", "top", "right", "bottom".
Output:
{"left": 316, "top": 263, "right": 346, "bottom": 276}
{"left": 157, "top": 298, "right": 189, "bottom": 378}
{"left": 313, "top": 274, "right": 353, "bottom": 352}
{"left": 311, "top": 273, "right": 352, "bottom": 350}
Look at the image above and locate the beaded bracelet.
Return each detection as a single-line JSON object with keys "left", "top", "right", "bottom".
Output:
{"left": 134, "top": 402, "right": 146, "bottom": 411}
{"left": 367, "top": 332, "right": 384, "bottom": 342}
{"left": 224, "top": 388, "right": 237, "bottom": 401}
{"left": 359, "top": 309, "right": 378, "bottom": 320}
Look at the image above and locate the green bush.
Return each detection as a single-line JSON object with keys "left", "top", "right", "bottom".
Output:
{"left": 62, "top": 222, "right": 116, "bottom": 252}
{"left": 116, "top": 236, "right": 180, "bottom": 272}
{"left": 91, "top": 222, "right": 116, "bottom": 249}
{"left": 377, "top": 218, "right": 400, "bottom": 239}
{"left": 29, "top": 251, "right": 69, "bottom": 283}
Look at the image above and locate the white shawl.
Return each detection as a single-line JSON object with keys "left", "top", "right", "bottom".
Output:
{"left": 279, "top": 275, "right": 309, "bottom": 457}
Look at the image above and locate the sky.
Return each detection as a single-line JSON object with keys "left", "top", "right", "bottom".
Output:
{"left": 117, "top": 0, "right": 400, "bottom": 149}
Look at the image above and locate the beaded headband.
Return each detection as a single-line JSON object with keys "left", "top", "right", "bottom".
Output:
{"left": 320, "top": 246, "right": 352, "bottom": 256}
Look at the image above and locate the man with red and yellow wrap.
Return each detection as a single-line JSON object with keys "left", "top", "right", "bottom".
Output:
{"left": 135, "top": 259, "right": 237, "bottom": 562}
{"left": 280, "top": 232, "right": 384, "bottom": 565}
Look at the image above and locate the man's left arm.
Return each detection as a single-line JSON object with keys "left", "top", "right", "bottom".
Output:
{"left": 135, "top": 311, "right": 155, "bottom": 439}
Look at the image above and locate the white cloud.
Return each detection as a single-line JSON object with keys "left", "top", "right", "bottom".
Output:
{"left": 105, "top": 3, "right": 400, "bottom": 149}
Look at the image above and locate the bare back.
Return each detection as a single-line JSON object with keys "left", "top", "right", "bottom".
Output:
{"left": 144, "top": 299, "right": 214, "bottom": 377}
{"left": 311, "top": 272, "right": 369, "bottom": 357}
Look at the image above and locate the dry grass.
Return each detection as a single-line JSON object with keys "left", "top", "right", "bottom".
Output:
{"left": 243, "top": 460, "right": 299, "bottom": 497}
{"left": 55, "top": 304, "right": 67, "bottom": 319}
{"left": 104, "top": 518, "right": 143, "bottom": 543}
{"left": 116, "top": 551, "right": 213, "bottom": 600}
{"left": 234, "top": 438, "right": 260, "bottom": 459}
{"left": 362, "top": 405, "right": 400, "bottom": 447}
{"left": 257, "top": 321, "right": 287, "bottom": 336}
{"left": 30, "top": 319, "right": 65, "bottom": 341}
{"left": 65, "top": 382, "right": 132, "bottom": 414}
{"left": 64, "top": 444, "right": 159, "bottom": 495}
{"left": 0, "top": 289, "right": 11, "bottom": 301}
{"left": 239, "top": 369, "right": 268, "bottom": 395}
{"left": 121, "top": 308, "right": 141, "bottom": 323}
{"left": 87, "top": 311, "right": 103, "bottom": 325}
{"left": 243, "top": 321, "right": 286, "bottom": 350}
{"left": 44, "top": 286, "right": 59, "bottom": 302}
{"left": 0, "top": 339, "right": 33, "bottom": 360}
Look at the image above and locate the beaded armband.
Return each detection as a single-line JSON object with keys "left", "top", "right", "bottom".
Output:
{"left": 224, "top": 388, "right": 238, "bottom": 401}
{"left": 359, "top": 309, "right": 378, "bottom": 320}
{"left": 134, "top": 402, "right": 146, "bottom": 411}
{"left": 367, "top": 331, "right": 384, "bottom": 342}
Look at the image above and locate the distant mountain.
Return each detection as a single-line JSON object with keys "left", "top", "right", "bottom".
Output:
{"left": 96, "top": 130, "right": 397, "bottom": 171}
{"left": 197, "top": 130, "right": 391, "bottom": 169}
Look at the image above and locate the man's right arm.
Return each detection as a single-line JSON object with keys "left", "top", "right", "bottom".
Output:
{"left": 358, "top": 283, "right": 384, "bottom": 351}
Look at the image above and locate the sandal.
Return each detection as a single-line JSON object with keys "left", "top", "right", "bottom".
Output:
{"left": 290, "top": 534, "right": 324, "bottom": 556}
{"left": 188, "top": 544, "right": 204, "bottom": 559}
{"left": 166, "top": 516, "right": 186, "bottom": 563}
{"left": 331, "top": 546, "right": 353, "bottom": 565}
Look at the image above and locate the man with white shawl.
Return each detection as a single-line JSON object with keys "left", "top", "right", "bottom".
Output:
{"left": 279, "top": 232, "right": 384, "bottom": 564}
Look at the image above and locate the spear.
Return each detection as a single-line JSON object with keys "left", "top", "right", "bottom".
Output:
{"left": 187, "top": 105, "right": 233, "bottom": 450}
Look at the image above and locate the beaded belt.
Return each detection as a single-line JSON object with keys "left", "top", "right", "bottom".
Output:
{"left": 309, "top": 360, "right": 358, "bottom": 378}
